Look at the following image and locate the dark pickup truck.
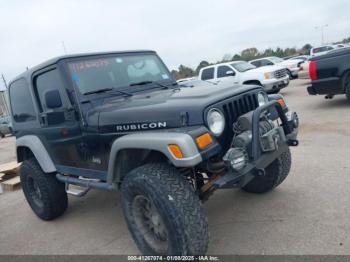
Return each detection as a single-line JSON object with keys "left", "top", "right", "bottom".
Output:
{"left": 307, "top": 47, "right": 350, "bottom": 100}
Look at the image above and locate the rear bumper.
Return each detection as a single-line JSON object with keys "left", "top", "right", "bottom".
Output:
{"left": 307, "top": 77, "right": 343, "bottom": 95}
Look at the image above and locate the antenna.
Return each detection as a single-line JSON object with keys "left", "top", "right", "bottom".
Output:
{"left": 62, "top": 41, "right": 67, "bottom": 54}
{"left": 1, "top": 74, "right": 8, "bottom": 89}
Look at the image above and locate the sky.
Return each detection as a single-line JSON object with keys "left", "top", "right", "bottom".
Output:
{"left": 0, "top": 0, "right": 350, "bottom": 90}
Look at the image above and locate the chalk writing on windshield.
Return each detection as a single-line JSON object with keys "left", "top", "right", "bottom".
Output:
{"left": 69, "top": 59, "right": 110, "bottom": 72}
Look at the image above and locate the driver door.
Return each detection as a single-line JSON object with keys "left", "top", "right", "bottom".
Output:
{"left": 216, "top": 65, "right": 238, "bottom": 85}
{"left": 32, "top": 67, "right": 84, "bottom": 168}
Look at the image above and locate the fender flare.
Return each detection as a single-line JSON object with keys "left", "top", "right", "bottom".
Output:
{"left": 106, "top": 132, "right": 202, "bottom": 184}
{"left": 16, "top": 135, "right": 56, "bottom": 173}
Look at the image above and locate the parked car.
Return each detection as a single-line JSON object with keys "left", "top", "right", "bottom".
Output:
{"left": 249, "top": 56, "right": 303, "bottom": 79}
{"left": 286, "top": 55, "right": 310, "bottom": 62}
{"left": 310, "top": 45, "right": 335, "bottom": 57}
{"left": 307, "top": 47, "right": 350, "bottom": 100}
{"left": 0, "top": 115, "right": 13, "bottom": 138}
{"left": 298, "top": 60, "right": 311, "bottom": 79}
{"left": 198, "top": 61, "right": 289, "bottom": 93}
{"left": 8, "top": 50, "right": 299, "bottom": 255}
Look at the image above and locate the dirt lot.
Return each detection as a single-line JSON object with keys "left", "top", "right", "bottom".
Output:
{"left": 1, "top": 79, "right": 350, "bottom": 255}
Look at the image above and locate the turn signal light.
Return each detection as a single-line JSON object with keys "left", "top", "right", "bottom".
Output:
{"left": 196, "top": 133, "right": 213, "bottom": 149}
{"left": 168, "top": 144, "right": 184, "bottom": 159}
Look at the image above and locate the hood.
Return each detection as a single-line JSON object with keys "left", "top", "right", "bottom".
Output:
{"left": 245, "top": 64, "right": 286, "bottom": 74}
{"left": 279, "top": 59, "right": 303, "bottom": 67}
{"left": 86, "top": 82, "right": 259, "bottom": 133}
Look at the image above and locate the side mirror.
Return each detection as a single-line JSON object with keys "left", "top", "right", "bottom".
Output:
{"left": 225, "top": 70, "right": 235, "bottom": 76}
{"left": 45, "top": 89, "right": 62, "bottom": 109}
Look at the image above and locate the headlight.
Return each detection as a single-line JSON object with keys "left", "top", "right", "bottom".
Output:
{"left": 264, "top": 72, "right": 273, "bottom": 79}
{"left": 257, "top": 92, "right": 268, "bottom": 107}
{"left": 207, "top": 108, "right": 225, "bottom": 136}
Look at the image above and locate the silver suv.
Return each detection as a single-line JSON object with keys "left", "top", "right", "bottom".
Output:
{"left": 0, "top": 115, "right": 13, "bottom": 138}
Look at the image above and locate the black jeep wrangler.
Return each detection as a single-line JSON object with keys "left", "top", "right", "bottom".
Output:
{"left": 8, "top": 50, "right": 299, "bottom": 255}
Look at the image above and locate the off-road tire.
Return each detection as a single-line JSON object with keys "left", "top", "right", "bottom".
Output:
{"left": 121, "top": 163, "right": 209, "bottom": 255}
{"left": 242, "top": 148, "right": 292, "bottom": 193}
{"left": 20, "top": 158, "right": 68, "bottom": 220}
{"left": 344, "top": 73, "right": 350, "bottom": 102}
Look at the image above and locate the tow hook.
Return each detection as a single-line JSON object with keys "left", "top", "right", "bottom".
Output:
{"left": 256, "top": 169, "right": 265, "bottom": 176}
{"left": 288, "top": 139, "right": 299, "bottom": 146}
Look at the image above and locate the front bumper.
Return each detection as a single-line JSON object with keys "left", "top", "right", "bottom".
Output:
{"left": 289, "top": 67, "right": 300, "bottom": 76}
{"left": 212, "top": 101, "right": 298, "bottom": 190}
{"left": 262, "top": 76, "right": 290, "bottom": 92}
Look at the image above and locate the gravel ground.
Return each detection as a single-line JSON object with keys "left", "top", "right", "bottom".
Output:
{"left": 0, "top": 79, "right": 350, "bottom": 255}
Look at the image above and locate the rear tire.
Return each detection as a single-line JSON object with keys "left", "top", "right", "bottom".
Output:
{"left": 20, "top": 158, "right": 68, "bottom": 220}
{"left": 242, "top": 148, "right": 292, "bottom": 194}
{"left": 121, "top": 163, "right": 208, "bottom": 255}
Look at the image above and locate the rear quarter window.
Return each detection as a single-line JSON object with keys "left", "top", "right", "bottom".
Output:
{"left": 201, "top": 68, "right": 215, "bottom": 80}
{"left": 9, "top": 79, "right": 36, "bottom": 122}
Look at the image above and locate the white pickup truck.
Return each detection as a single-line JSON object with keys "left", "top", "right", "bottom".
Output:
{"left": 249, "top": 56, "right": 303, "bottom": 79}
{"left": 198, "top": 61, "right": 289, "bottom": 93}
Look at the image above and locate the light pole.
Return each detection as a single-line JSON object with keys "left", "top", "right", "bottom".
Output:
{"left": 315, "top": 24, "right": 328, "bottom": 45}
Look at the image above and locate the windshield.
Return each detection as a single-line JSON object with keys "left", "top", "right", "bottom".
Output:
{"left": 67, "top": 54, "right": 172, "bottom": 94}
{"left": 231, "top": 62, "right": 256, "bottom": 72}
{"left": 269, "top": 57, "right": 284, "bottom": 63}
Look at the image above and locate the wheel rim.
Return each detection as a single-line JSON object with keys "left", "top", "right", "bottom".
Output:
{"left": 132, "top": 195, "right": 168, "bottom": 254}
{"left": 27, "top": 176, "right": 44, "bottom": 209}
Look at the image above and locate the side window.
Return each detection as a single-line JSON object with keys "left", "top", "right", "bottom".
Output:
{"left": 34, "top": 69, "right": 64, "bottom": 112}
{"left": 201, "top": 68, "right": 214, "bottom": 80}
{"left": 251, "top": 61, "right": 261, "bottom": 67}
{"left": 261, "top": 59, "right": 273, "bottom": 66}
{"left": 217, "top": 66, "right": 234, "bottom": 78}
{"left": 9, "top": 79, "right": 36, "bottom": 123}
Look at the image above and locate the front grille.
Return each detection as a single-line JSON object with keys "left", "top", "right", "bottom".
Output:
{"left": 274, "top": 69, "right": 287, "bottom": 79}
{"left": 221, "top": 93, "right": 258, "bottom": 126}
{"left": 207, "top": 91, "right": 259, "bottom": 152}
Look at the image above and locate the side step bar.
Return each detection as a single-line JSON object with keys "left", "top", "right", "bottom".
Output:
{"left": 56, "top": 173, "right": 116, "bottom": 194}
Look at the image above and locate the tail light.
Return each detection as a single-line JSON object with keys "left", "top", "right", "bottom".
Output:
{"left": 309, "top": 61, "right": 317, "bottom": 80}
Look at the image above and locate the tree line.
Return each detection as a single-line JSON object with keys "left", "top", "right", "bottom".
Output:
{"left": 171, "top": 37, "right": 350, "bottom": 80}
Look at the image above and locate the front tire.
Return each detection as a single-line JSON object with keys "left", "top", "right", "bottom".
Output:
{"left": 20, "top": 158, "right": 68, "bottom": 220}
{"left": 121, "top": 163, "right": 209, "bottom": 255}
{"left": 242, "top": 148, "right": 292, "bottom": 194}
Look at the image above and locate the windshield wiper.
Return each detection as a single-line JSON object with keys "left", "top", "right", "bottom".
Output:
{"left": 130, "top": 80, "right": 176, "bottom": 90}
{"left": 129, "top": 81, "right": 153, "bottom": 86}
{"left": 110, "top": 89, "right": 133, "bottom": 97}
{"left": 83, "top": 88, "right": 113, "bottom": 95}
{"left": 83, "top": 87, "right": 132, "bottom": 97}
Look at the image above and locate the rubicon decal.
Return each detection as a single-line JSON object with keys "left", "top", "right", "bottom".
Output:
{"left": 116, "top": 122, "right": 167, "bottom": 131}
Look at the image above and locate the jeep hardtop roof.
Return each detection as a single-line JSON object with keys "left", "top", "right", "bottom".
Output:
{"left": 9, "top": 50, "right": 156, "bottom": 85}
